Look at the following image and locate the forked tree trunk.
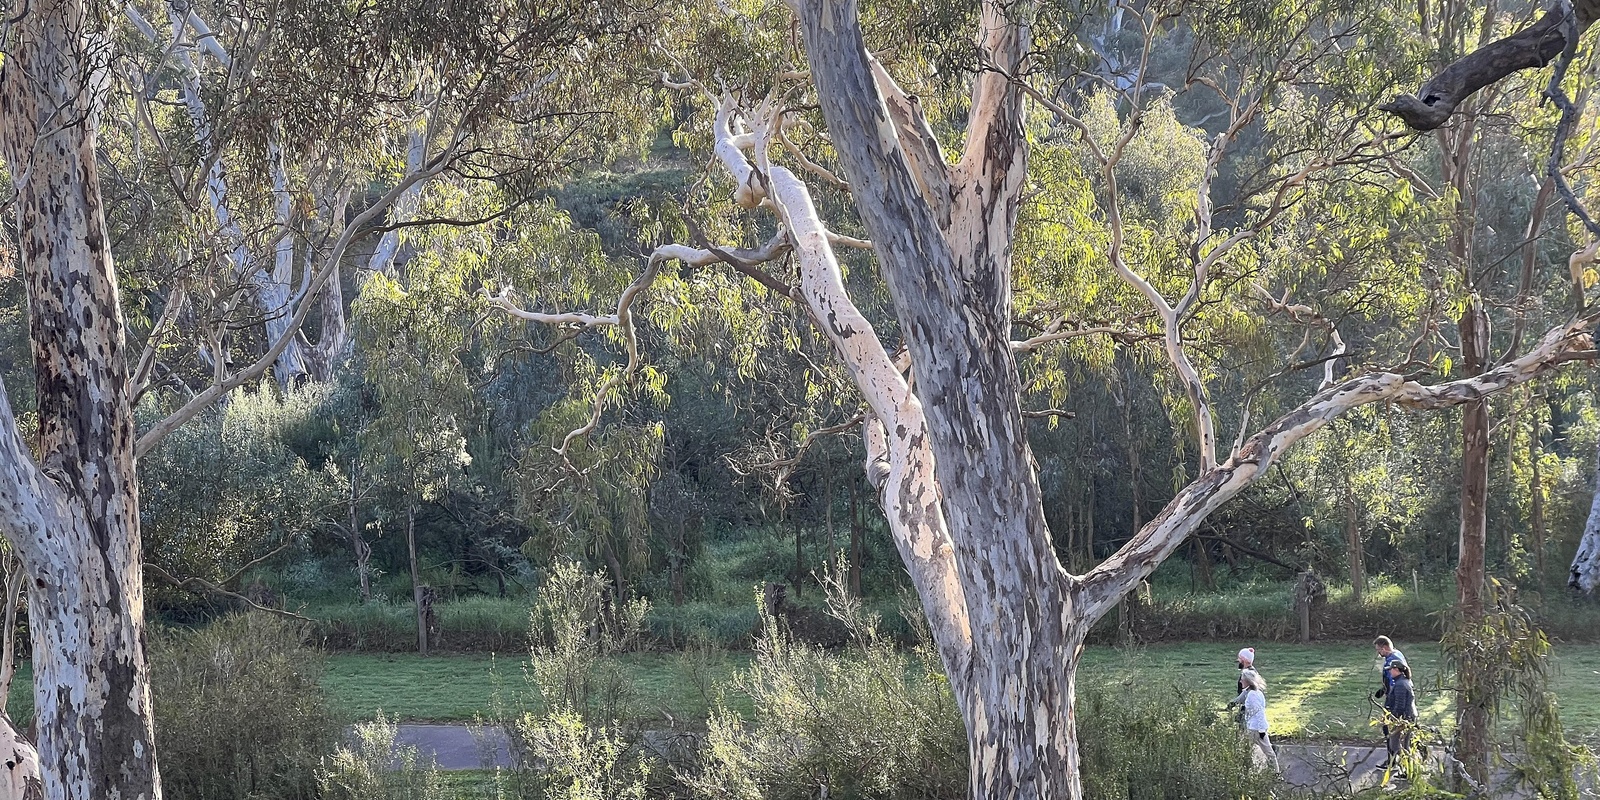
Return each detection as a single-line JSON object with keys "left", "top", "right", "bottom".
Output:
{"left": 585, "top": 3, "right": 1600, "bottom": 796}
{"left": 0, "top": 3, "right": 162, "bottom": 798}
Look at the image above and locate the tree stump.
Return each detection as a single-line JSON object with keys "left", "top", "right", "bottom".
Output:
{"left": 1293, "top": 570, "right": 1326, "bottom": 643}
{"left": 762, "top": 582, "right": 789, "bottom": 620}
{"left": 419, "top": 586, "right": 440, "bottom": 650}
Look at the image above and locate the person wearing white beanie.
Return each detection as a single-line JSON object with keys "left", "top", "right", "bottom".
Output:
{"left": 1234, "top": 647, "right": 1256, "bottom": 697}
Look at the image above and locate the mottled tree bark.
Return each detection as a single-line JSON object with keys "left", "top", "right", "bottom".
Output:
{"left": 1571, "top": 438, "right": 1600, "bottom": 594}
{"left": 0, "top": 2, "right": 162, "bottom": 797}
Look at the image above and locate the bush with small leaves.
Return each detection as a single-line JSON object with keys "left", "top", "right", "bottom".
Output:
{"left": 319, "top": 713, "right": 451, "bottom": 800}
{"left": 152, "top": 613, "right": 339, "bottom": 800}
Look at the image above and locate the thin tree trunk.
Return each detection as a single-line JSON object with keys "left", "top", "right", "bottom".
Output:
{"left": 407, "top": 500, "right": 427, "bottom": 656}
{"left": 824, "top": 468, "right": 837, "bottom": 555}
{"left": 1529, "top": 414, "right": 1546, "bottom": 583}
{"left": 792, "top": 505, "right": 804, "bottom": 598}
{"left": 1457, "top": 298, "right": 1492, "bottom": 786}
{"left": 348, "top": 461, "right": 371, "bottom": 604}
{"left": 1085, "top": 472, "right": 1095, "bottom": 567}
{"left": 848, "top": 476, "right": 863, "bottom": 596}
{"left": 1346, "top": 486, "right": 1365, "bottom": 604}
{"left": 1119, "top": 369, "right": 1142, "bottom": 647}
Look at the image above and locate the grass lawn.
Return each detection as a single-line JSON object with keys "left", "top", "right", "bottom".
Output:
{"left": 319, "top": 651, "right": 751, "bottom": 724}
{"left": 313, "top": 642, "right": 1600, "bottom": 745}
{"left": 3, "top": 642, "right": 1594, "bottom": 744}
{"left": 1077, "top": 641, "right": 1600, "bottom": 743}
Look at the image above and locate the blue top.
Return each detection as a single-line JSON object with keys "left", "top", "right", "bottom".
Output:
{"left": 1382, "top": 650, "right": 1407, "bottom": 692}
{"left": 1384, "top": 675, "right": 1417, "bottom": 722}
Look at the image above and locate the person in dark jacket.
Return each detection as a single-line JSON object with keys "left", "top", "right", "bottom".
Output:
{"left": 1373, "top": 636, "right": 1407, "bottom": 747}
{"left": 1373, "top": 636, "right": 1407, "bottom": 698}
{"left": 1382, "top": 660, "right": 1418, "bottom": 766}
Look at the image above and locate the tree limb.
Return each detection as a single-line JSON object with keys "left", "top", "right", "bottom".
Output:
{"left": 1379, "top": 5, "right": 1581, "bottom": 131}
{"left": 144, "top": 563, "right": 314, "bottom": 623}
{"left": 136, "top": 136, "right": 464, "bottom": 456}
{"left": 1073, "top": 313, "right": 1597, "bottom": 622}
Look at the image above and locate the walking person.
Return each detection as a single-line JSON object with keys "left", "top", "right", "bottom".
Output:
{"left": 1382, "top": 660, "right": 1419, "bottom": 770}
{"left": 1235, "top": 647, "right": 1256, "bottom": 693}
{"left": 1372, "top": 636, "right": 1406, "bottom": 747}
{"left": 1230, "top": 647, "right": 1256, "bottom": 707}
{"left": 1238, "top": 670, "right": 1281, "bottom": 773}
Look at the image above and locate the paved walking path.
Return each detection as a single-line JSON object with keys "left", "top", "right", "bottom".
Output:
{"left": 394, "top": 724, "right": 511, "bottom": 770}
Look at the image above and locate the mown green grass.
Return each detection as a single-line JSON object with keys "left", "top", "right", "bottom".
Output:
{"left": 3, "top": 642, "right": 1593, "bottom": 744}
{"left": 1076, "top": 641, "right": 1600, "bottom": 743}
{"left": 318, "top": 651, "right": 752, "bottom": 724}
{"left": 314, "top": 642, "right": 1600, "bottom": 744}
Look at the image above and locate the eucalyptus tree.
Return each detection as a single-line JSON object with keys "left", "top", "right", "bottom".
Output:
{"left": 488, "top": 0, "right": 1600, "bottom": 795}
{"left": 0, "top": 0, "right": 652, "bottom": 797}
{"left": 355, "top": 213, "right": 502, "bottom": 655}
{"left": 1377, "top": 0, "right": 1600, "bottom": 778}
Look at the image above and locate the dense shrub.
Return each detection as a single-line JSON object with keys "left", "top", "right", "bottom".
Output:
{"left": 319, "top": 714, "right": 450, "bottom": 800}
{"left": 1077, "top": 686, "right": 1279, "bottom": 800}
{"left": 682, "top": 573, "right": 967, "bottom": 800}
{"left": 491, "top": 561, "right": 651, "bottom": 799}
{"left": 152, "top": 613, "right": 339, "bottom": 800}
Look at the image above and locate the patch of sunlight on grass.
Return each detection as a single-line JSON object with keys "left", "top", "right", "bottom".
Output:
{"left": 1361, "top": 582, "right": 1408, "bottom": 606}
{"left": 1267, "top": 666, "right": 1352, "bottom": 738}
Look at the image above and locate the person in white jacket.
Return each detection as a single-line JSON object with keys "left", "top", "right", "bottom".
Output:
{"left": 1238, "top": 670, "right": 1281, "bottom": 773}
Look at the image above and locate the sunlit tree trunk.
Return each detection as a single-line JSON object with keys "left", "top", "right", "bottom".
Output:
{"left": 0, "top": 3, "right": 161, "bottom": 797}
{"left": 1569, "top": 438, "right": 1600, "bottom": 594}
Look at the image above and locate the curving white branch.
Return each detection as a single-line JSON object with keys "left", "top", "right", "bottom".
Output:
{"left": 136, "top": 137, "right": 466, "bottom": 456}
{"left": 1074, "top": 314, "right": 1596, "bottom": 620}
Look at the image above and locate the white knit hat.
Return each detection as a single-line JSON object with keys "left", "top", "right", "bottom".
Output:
{"left": 1237, "top": 647, "right": 1255, "bottom": 663}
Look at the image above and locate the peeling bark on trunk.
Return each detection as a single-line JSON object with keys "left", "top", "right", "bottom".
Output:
{"left": 0, "top": 715, "right": 41, "bottom": 800}
{"left": 0, "top": 3, "right": 162, "bottom": 797}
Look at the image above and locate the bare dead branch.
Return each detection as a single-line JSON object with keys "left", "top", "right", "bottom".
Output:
{"left": 144, "top": 563, "right": 314, "bottom": 623}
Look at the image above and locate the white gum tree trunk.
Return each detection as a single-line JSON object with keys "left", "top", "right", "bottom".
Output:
{"left": 0, "top": 2, "right": 162, "bottom": 797}
{"left": 162, "top": 8, "right": 312, "bottom": 389}
{"left": 1570, "top": 437, "right": 1600, "bottom": 594}
{"left": 493, "top": 2, "right": 1600, "bottom": 795}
